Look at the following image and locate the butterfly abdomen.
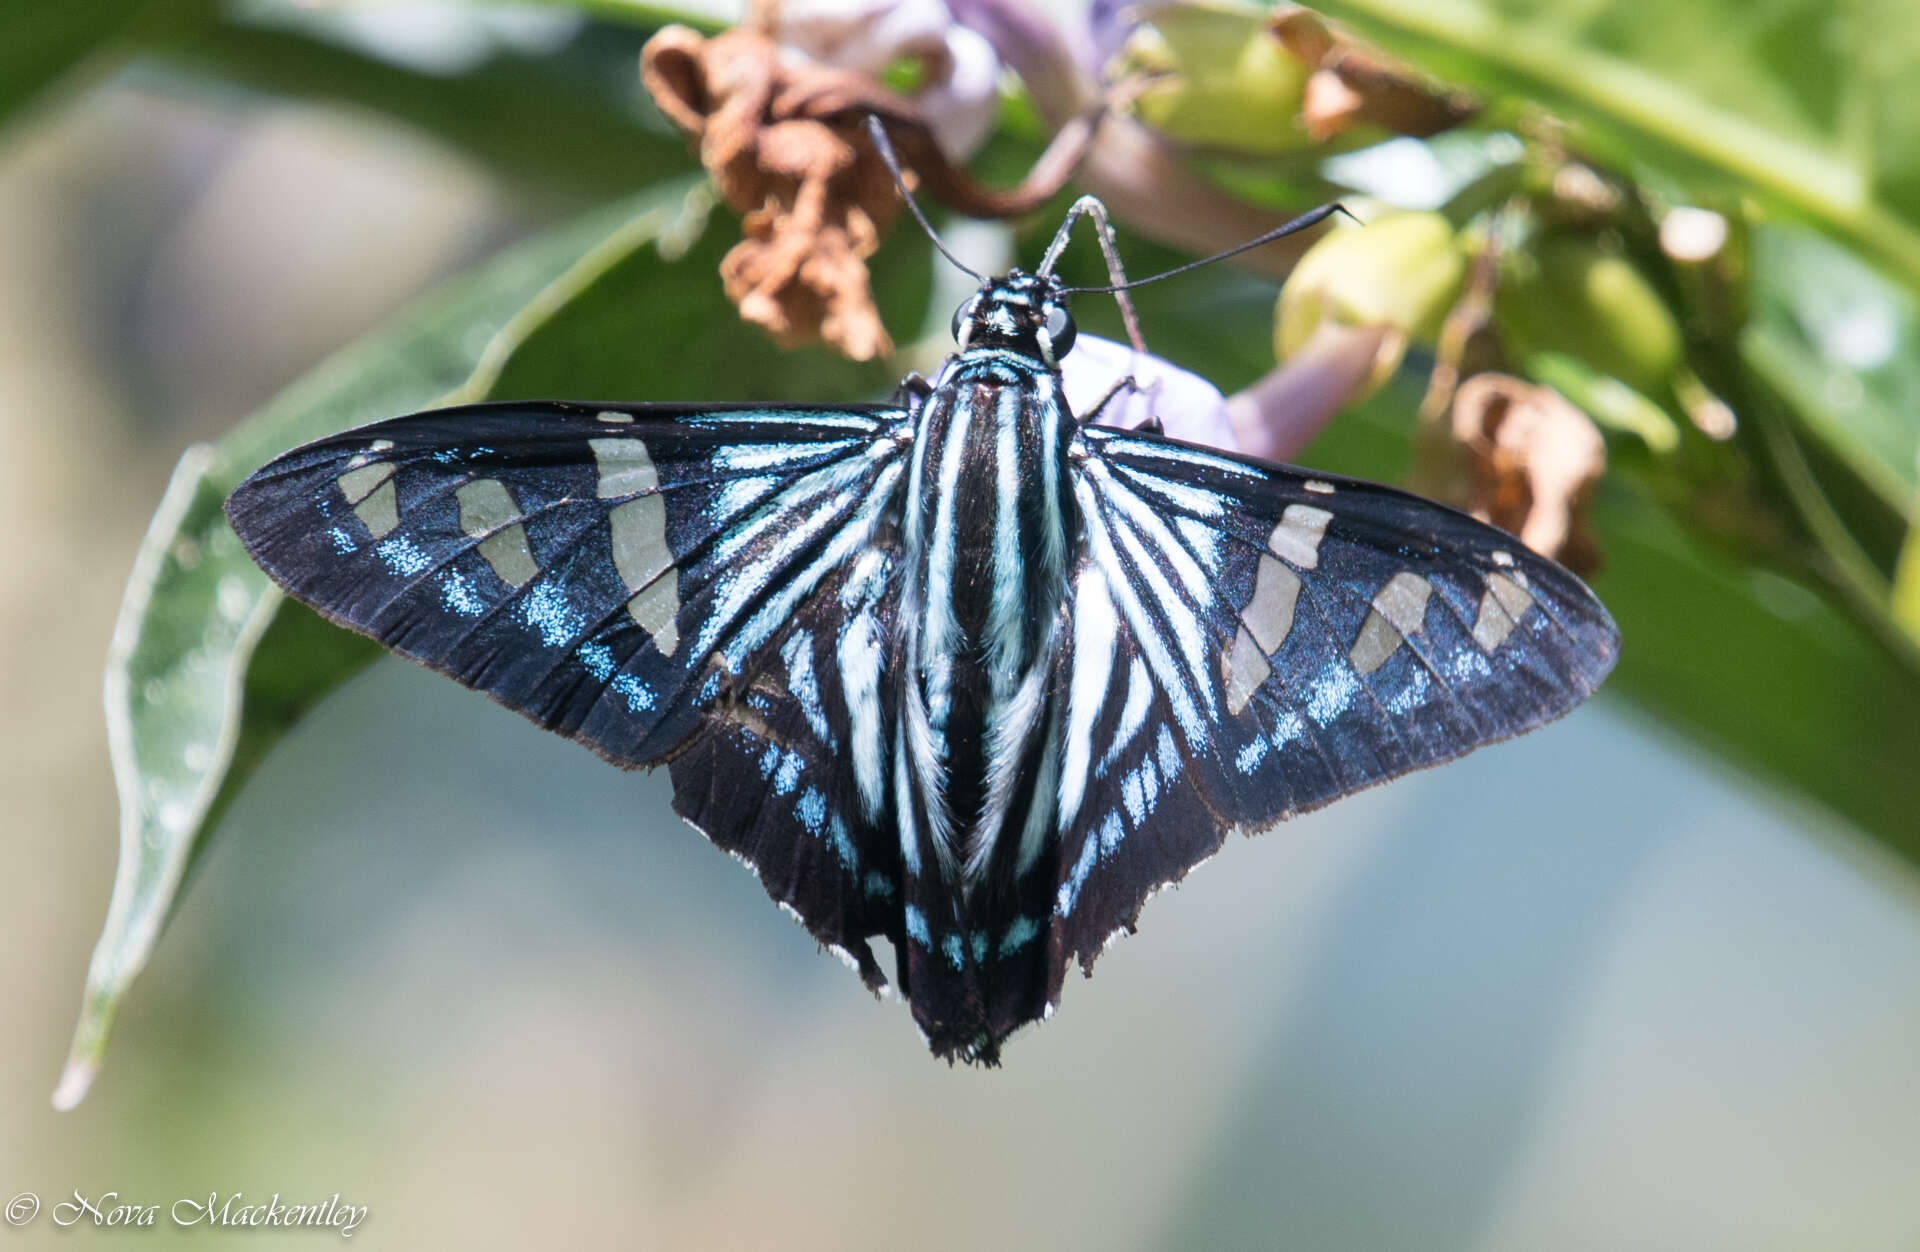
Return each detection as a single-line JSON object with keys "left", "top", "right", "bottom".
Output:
{"left": 886, "top": 351, "right": 1080, "bottom": 1058}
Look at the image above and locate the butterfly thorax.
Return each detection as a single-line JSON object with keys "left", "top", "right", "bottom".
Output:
{"left": 896, "top": 284, "right": 1077, "bottom": 905}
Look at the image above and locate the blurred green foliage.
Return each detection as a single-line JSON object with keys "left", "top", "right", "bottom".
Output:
{"left": 8, "top": 0, "right": 1912, "bottom": 1102}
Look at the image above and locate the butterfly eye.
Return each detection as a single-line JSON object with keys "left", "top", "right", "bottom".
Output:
{"left": 1044, "top": 304, "right": 1077, "bottom": 358}
{"left": 950, "top": 295, "right": 980, "bottom": 344}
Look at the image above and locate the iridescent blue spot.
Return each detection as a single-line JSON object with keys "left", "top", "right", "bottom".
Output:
{"left": 1155, "top": 724, "right": 1180, "bottom": 775}
{"left": 773, "top": 750, "right": 802, "bottom": 795}
{"left": 1388, "top": 667, "right": 1431, "bottom": 714}
{"left": 431, "top": 450, "right": 459, "bottom": 465}
{"left": 1000, "top": 916, "right": 1039, "bottom": 957}
{"left": 610, "top": 673, "right": 653, "bottom": 711}
{"left": 1235, "top": 736, "right": 1269, "bottom": 774}
{"left": 1057, "top": 834, "right": 1100, "bottom": 917}
{"left": 329, "top": 527, "right": 358, "bottom": 555}
{"left": 576, "top": 641, "right": 615, "bottom": 681}
{"left": 519, "top": 582, "right": 584, "bottom": 648}
{"left": 377, "top": 536, "right": 431, "bottom": 576}
{"left": 970, "top": 932, "right": 988, "bottom": 964}
{"left": 795, "top": 786, "right": 826, "bottom": 835}
{"left": 826, "top": 813, "right": 858, "bottom": 872}
{"left": 440, "top": 570, "right": 484, "bottom": 617}
{"left": 863, "top": 871, "right": 894, "bottom": 899}
{"left": 942, "top": 933, "right": 966, "bottom": 970}
{"left": 1451, "top": 650, "right": 1492, "bottom": 682}
{"left": 758, "top": 742, "right": 781, "bottom": 779}
{"left": 1270, "top": 710, "right": 1306, "bottom": 749}
{"left": 1098, "top": 811, "right": 1124, "bottom": 856}
{"left": 904, "top": 905, "right": 931, "bottom": 945}
{"left": 1308, "top": 665, "right": 1360, "bottom": 725}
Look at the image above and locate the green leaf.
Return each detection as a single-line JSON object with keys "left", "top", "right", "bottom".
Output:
{"left": 1742, "top": 223, "right": 1920, "bottom": 527}
{"left": 57, "top": 181, "right": 709, "bottom": 1109}
{"left": 1311, "top": 0, "right": 1920, "bottom": 291}
{"left": 1895, "top": 520, "right": 1920, "bottom": 646}
{"left": 130, "top": 14, "right": 692, "bottom": 202}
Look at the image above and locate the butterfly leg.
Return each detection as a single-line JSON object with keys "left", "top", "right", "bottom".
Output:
{"left": 1079, "top": 373, "right": 1165, "bottom": 432}
{"left": 892, "top": 371, "right": 934, "bottom": 413}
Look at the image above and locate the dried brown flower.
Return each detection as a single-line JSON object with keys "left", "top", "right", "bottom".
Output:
{"left": 1449, "top": 373, "right": 1607, "bottom": 573}
{"left": 643, "top": 21, "right": 1082, "bottom": 360}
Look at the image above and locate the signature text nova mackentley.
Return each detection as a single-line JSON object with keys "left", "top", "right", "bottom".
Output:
{"left": 53, "top": 1189, "right": 368, "bottom": 1236}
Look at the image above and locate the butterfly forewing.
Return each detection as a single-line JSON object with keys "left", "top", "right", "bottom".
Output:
{"left": 226, "top": 400, "right": 909, "bottom": 768}
{"left": 1044, "top": 426, "right": 1617, "bottom": 975}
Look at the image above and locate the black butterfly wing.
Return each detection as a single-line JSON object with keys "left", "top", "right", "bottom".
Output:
{"left": 227, "top": 399, "right": 909, "bottom": 763}
{"left": 665, "top": 542, "right": 907, "bottom": 991}
{"left": 228, "top": 399, "right": 914, "bottom": 980}
{"left": 1044, "top": 425, "right": 1618, "bottom": 987}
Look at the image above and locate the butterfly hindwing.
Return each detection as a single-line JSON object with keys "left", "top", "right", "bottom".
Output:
{"left": 665, "top": 544, "right": 906, "bottom": 992}
{"left": 1044, "top": 426, "right": 1619, "bottom": 976}
{"left": 225, "top": 400, "right": 910, "bottom": 769}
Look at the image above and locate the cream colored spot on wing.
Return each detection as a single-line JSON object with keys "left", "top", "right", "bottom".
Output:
{"left": 1490, "top": 570, "right": 1532, "bottom": 617}
{"left": 595, "top": 410, "right": 635, "bottom": 424}
{"left": 1350, "top": 571, "right": 1432, "bottom": 675}
{"left": 353, "top": 480, "right": 399, "bottom": 539}
{"left": 1222, "top": 623, "right": 1271, "bottom": 715}
{"left": 476, "top": 525, "right": 538, "bottom": 587}
{"left": 1491, "top": 549, "right": 1515, "bottom": 567}
{"left": 455, "top": 479, "right": 536, "bottom": 585}
{"left": 337, "top": 461, "right": 395, "bottom": 504}
{"left": 1241, "top": 555, "right": 1302, "bottom": 653}
{"left": 455, "top": 478, "right": 520, "bottom": 537}
{"left": 1305, "top": 479, "right": 1336, "bottom": 495}
{"left": 608, "top": 494, "right": 671, "bottom": 592}
{"left": 1375, "top": 571, "right": 1433, "bottom": 636}
{"left": 1267, "top": 504, "right": 1333, "bottom": 569}
{"left": 1472, "top": 571, "right": 1535, "bottom": 651}
{"left": 627, "top": 569, "right": 680, "bottom": 656}
{"left": 590, "top": 437, "right": 658, "bottom": 498}
{"left": 1349, "top": 611, "right": 1400, "bottom": 675}
{"left": 370, "top": 439, "right": 395, "bottom": 452}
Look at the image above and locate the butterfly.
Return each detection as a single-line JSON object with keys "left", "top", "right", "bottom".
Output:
{"left": 225, "top": 184, "right": 1618, "bottom": 1064}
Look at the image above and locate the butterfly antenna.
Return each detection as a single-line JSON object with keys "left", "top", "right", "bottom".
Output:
{"left": 864, "top": 116, "right": 983, "bottom": 282}
{"left": 1065, "top": 202, "right": 1357, "bottom": 295}
{"left": 1038, "top": 195, "right": 1146, "bottom": 352}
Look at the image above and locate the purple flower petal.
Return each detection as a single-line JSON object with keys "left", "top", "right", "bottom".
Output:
{"left": 1062, "top": 334, "right": 1237, "bottom": 449}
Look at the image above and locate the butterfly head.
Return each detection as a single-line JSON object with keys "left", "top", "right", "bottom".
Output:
{"left": 950, "top": 271, "right": 1078, "bottom": 367}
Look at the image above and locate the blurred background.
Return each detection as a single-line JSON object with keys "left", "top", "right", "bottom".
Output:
{"left": 3, "top": 1, "right": 1918, "bottom": 1248}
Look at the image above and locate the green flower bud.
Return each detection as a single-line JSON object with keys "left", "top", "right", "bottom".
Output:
{"left": 1274, "top": 211, "right": 1466, "bottom": 386}
{"left": 1496, "top": 233, "right": 1684, "bottom": 397}
{"left": 1125, "top": 2, "right": 1311, "bottom": 155}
